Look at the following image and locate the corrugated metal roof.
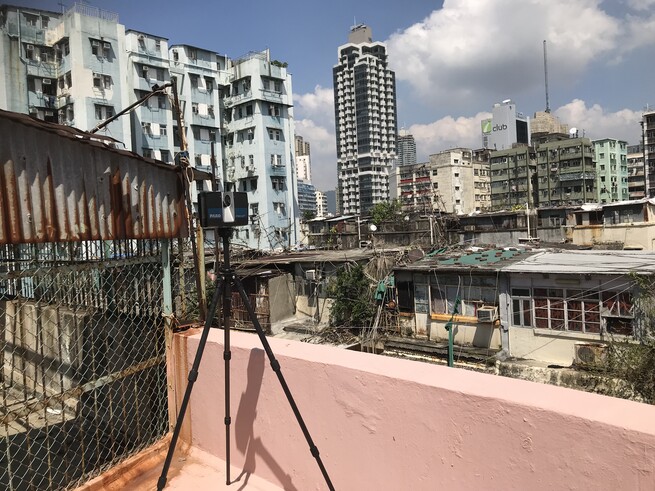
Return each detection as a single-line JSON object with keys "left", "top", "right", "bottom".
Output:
{"left": 503, "top": 250, "right": 655, "bottom": 275}
{"left": 397, "top": 247, "right": 535, "bottom": 272}
{"left": 0, "top": 109, "right": 188, "bottom": 244}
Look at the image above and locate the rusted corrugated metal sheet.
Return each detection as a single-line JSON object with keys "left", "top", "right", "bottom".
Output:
{"left": 0, "top": 109, "right": 188, "bottom": 244}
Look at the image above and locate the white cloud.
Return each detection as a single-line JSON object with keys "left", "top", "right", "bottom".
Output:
{"left": 385, "top": 0, "right": 647, "bottom": 109}
{"left": 627, "top": 0, "right": 655, "bottom": 11}
{"left": 408, "top": 112, "right": 492, "bottom": 161}
{"left": 293, "top": 86, "right": 337, "bottom": 190}
{"left": 554, "top": 99, "right": 643, "bottom": 143}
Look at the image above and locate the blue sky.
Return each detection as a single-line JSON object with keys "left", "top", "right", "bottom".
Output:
{"left": 22, "top": 0, "right": 655, "bottom": 191}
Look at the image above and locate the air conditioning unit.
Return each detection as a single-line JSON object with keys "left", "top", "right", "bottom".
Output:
{"left": 477, "top": 306, "right": 498, "bottom": 323}
{"left": 574, "top": 343, "right": 607, "bottom": 367}
{"left": 103, "top": 42, "right": 111, "bottom": 50}
{"left": 305, "top": 269, "right": 317, "bottom": 281}
{"left": 42, "top": 78, "right": 51, "bottom": 85}
{"left": 26, "top": 43, "right": 34, "bottom": 50}
{"left": 91, "top": 40, "right": 100, "bottom": 47}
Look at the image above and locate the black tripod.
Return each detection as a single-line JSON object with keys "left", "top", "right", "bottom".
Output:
{"left": 157, "top": 228, "right": 334, "bottom": 490}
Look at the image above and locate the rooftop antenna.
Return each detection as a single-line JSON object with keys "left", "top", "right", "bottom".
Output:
{"left": 543, "top": 40, "right": 550, "bottom": 113}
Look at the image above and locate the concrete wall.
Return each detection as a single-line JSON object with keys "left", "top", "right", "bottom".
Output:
{"left": 573, "top": 223, "right": 655, "bottom": 250}
{"left": 404, "top": 310, "right": 501, "bottom": 349}
{"left": 178, "top": 330, "right": 655, "bottom": 491}
{"left": 268, "top": 274, "right": 294, "bottom": 324}
{"left": 2, "top": 300, "right": 86, "bottom": 395}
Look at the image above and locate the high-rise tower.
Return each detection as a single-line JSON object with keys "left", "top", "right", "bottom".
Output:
{"left": 397, "top": 129, "right": 416, "bottom": 166}
{"left": 333, "top": 24, "right": 397, "bottom": 215}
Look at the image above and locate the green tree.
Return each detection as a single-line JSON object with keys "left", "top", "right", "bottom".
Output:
{"left": 327, "top": 264, "right": 375, "bottom": 327}
{"left": 302, "top": 210, "right": 316, "bottom": 222}
{"left": 370, "top": 199, "right": 401, "bottom": 225}
{"left": 604, "top": 274, "right": 655, "bottom": 403}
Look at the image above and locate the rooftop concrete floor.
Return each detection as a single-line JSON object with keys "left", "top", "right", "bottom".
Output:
{"left": 77, "top": 437, "right": 283, "bottom": 491}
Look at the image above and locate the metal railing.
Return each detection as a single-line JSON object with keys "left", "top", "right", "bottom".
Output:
{"left": 0, "top": 239, "right": 168, "bottom": 490}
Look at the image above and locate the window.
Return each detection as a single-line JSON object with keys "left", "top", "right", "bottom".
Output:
{"left": 25, "top": 43, "right": 35, "bottom": 60}
{"left": 268, "top": 129, "right": 282, "bottom": 141}
{"left": 155, "top": 39, "right": 161, "bottom": 51}
{"left": 160, "top": 125, "right": 167, "bottom": 136}
{"left": 103, "top": 75, "right": 112, "bottom": 89}
{"left": 430, "top": 275, "right": 497, "bottom": 317}
{"left": 246, "top": 105, "right": 253, "bottom": 116}
{"left": 271, "top": 177, "right": 286, "bottom": 191}
{"left": 271, "top": 154, "right": 283, "bottom": 167}
{"left": 94, "top": 105, "right": 114, "bottom": 120}
{"left": 512, "top": 289, "right": 532, "bottom": 327}
{"left": 24, "top": 13, "right": 37, "bottom": 27}
{"left": 91, "top": 39, "right": 101, "bottom": 56}
{"left": 190, "top": 74, "right": 199, "bottom": 89}
{"left": 249, "top": 155, "right": 254, "bottom": 167}
{"left": 273, "top": 202, "right": 286, "bottom": 216}
{"left": 205, "top": 78, "right": 214, "bottom": 92}
{"left": 158, "top": 95, "right": 166, "bottom": 109}
{"left": 274, "top": 81, "right": 282, "bottom": 92}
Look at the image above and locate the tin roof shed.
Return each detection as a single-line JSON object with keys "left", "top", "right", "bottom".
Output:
{"left": 0, "top": 109, "right": 188, "bottom": 244}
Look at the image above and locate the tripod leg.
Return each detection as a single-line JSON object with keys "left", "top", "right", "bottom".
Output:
{"left": 223, "top": 269, "right": 232, "bottom": 485}
{"left": 233, "top": 276, "right": 335, "bottom": 491}
{"left": 157, "top": 278, "right": 224, "bottom": 491}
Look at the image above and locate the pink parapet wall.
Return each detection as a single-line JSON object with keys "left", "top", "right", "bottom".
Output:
{"left": 175, "top": 329, "right": 655, "bottom": 491}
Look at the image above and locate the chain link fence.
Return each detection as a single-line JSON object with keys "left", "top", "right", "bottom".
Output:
{"left": 0, "top": 239, "right": 170, "bottom": 490}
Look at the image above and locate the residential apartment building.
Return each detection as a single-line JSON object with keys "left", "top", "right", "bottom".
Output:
{"left": 643, "top": 110, "right": 655, "bottom": 197}
{"left": 126, "top": 30, "right": 175, "bottom": 165}
{"left": 398, "top": 163, "right": 432, "bottom": 213}
{"left": 297, "top": 180, "right": 317, "bottom": 217}
{"left": 397, "top": 148, "right": 490, "bottom": 215}
{"left": 295, "top": 135, "right": 312, "bottom": 182}
{"left": 489, "top": 145, "right": 537, "bottom": 210}
{"left": 315, "top": 190, "right": 329, "bottom": 218}
{"left": 168, "top": 44, "right": 225, "bottom": 203}
{"left": 593, "top": 138, "right": 628, "bottom": 203}
{"left": 333, "top": 24, "right": 397, "bottom": 215}
{"left": 0, "top": 4, "right": 130, "bottom": 141}
{"left": 0, "top": 4, "right": 299, "bottom": 251}
{"left": 536, "top": 138, "right": 596, "bottom": 207}
{"left": 627, "top": 144, "right": 646, "bottom": 199}
{"left": 397, "top": 129, "right": 416, "bottom": 166}
{"left": 219, "top": 51, "right": 298, "bottom": 250}
{"left": 430, "top": 148, "right": 491, "bottom": 214}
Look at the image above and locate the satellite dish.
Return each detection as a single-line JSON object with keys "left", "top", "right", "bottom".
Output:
{"left": 369, "top": 224, "right": 378, "bottom": 232}
{"left": 569, "top": 127, "right": 578, "bottom": 137}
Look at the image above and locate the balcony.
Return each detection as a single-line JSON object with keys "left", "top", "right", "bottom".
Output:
{"left": 88, "top": 329, "right": 655, "bottom": 491}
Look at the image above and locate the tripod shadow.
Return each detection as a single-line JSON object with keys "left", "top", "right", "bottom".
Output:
{"left": 232, "top": 348, "right": 298, "bottom": 491}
